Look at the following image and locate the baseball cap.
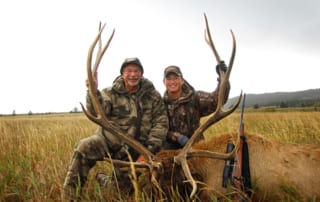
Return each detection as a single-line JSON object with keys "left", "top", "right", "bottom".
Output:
{"left": 164, "top": 65, "right": 183, "bottom": 78}
{"left": 120, "top": 57, "right": 144, "bottom": 74}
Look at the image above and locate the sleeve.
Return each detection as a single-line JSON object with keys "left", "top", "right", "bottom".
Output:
{"left": 197, "top": 81, "right": 231, "bottom": 117}
{"left": 145, "top": 91, "right": 169, "bottom": 153}
{"left": 86, "top": 89, "right": 124, "bottom": 153}
{"left": 86, "top": 90, "right": 101, "bottom": 116}
{"left": 86, "top": 88, "right": 112, "bottom": 118}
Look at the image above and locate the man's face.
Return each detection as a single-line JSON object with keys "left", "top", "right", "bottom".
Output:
{"left": 122, "top": 64, "right": 142, "bottom": 92}
{"left": 164, "top": 73, "right": 184, "bottom": 94}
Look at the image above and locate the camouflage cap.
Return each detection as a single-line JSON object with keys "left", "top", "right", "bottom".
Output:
{"left": 120, "top": 57, "right": 144, "bottom": 74}
{"left": 164, "top": 65, "right": 183, "bottom": 78}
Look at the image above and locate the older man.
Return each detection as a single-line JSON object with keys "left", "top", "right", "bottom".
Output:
{"left": 62, "top": 57, "right": 168, "bottom": 200}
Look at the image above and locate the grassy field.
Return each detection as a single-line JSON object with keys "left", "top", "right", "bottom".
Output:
{"left": 0, "top": 111, "right": 319, "bottom": 201}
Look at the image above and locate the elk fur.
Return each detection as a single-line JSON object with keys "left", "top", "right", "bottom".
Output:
{"left": 154, "top": 133, "right": 320, "bottom": 201}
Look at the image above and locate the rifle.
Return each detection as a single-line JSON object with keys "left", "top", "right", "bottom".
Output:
{"left": 222, "top": 93, "right": 245, "bottom": 186}
{"left": 221, "top": 93, "right": 252, "bottom": 199}
{"left": 232, "top": 93, "right": 252, "bottom": 200}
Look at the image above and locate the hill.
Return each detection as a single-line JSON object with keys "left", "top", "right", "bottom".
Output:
{"left": 226, "top": 88, "right": 320, "bottom": 108}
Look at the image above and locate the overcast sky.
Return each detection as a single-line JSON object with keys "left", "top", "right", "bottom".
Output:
{"left": 0, "top": 0, "right": 319, "bottom": 114}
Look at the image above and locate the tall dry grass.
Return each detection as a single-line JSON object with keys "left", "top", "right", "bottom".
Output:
{"left": 0, "top": 114, "right": 97, "bottom": 201}
{"left": 0, "top": 111, "right": 319, "bottom": 201}
{"left": 205, "top": 111, "right": 320, "bottom": 145}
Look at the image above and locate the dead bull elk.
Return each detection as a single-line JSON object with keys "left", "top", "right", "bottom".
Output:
{"left": 81, "top": 15, "right": 320, "bottom": 201}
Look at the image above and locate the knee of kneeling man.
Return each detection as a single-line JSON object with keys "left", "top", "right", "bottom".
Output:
{"left": 75, "top": 136, "right": 107, "bottom": 159}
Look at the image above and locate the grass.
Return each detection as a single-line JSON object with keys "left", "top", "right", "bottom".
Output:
{"left": 0, "top": 111, "right": 319, "bottom": 201}
{"left": 205, "top": 110, "right": 320, "bottom": 145}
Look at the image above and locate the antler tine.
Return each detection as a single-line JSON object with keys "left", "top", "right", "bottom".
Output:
{"left": 174, "top": 14, "right": 242, "bottom": 199}
{"left": 204, "top": 13, "right": 221, "bottom": 63}
{"left": 92, "top": 22, "right": 103, "bottom": 76}
{"left": 227, "top": 30, "right": 236, "bottom": 76}
{"left": 80, "top": 23, "right": 154, "bottom": 161}
{"left": 187, "top": 134, "right": 240, "bottom": 160}
{"left": 92, "top": 24, "right": 115, "bottom": 81}
{"left": 87, "top": 23, "right": 107, "bottom": 97}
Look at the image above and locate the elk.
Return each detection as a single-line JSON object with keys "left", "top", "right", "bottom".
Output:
{"left": 81, "top": 15, "right": 320, "bottom": 201}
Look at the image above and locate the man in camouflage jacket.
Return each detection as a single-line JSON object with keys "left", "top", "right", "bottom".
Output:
{"left": 162, "top": 64, "right": 230, "bottom": 149}
{"left": 62, "top": 58, "right": 168, "bottom": 200}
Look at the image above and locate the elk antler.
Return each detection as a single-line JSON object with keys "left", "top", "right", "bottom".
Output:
{"left": 80, "top": 23, "right": 164, "bottom": 198}
{"left": 173, "top": 14, "right": 243, "bottom": 199}
{"left": 80, "top": 23, "right": 154, "bottom": 162}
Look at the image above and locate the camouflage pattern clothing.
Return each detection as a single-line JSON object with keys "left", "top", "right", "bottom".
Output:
{"left": 62, "top": 77, "right": 168, "bottom": 200}
{"left": 163, "top": 80, "right": 230, "bottom": 149}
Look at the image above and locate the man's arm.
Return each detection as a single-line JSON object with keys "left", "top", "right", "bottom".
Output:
{"left": 146, "top": 92, "right": 169, "bottom": 153}
{"left": 86, "top": 88, "right": 112, "bottom": 119}
{"left": 198, "top": 61, "right": 230, "bottom": 116}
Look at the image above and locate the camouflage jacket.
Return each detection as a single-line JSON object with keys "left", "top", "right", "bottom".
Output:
{"left": 163, "top": 80, "right": 230, "bottom": 149}
{"left": 86, "top": 77, "right": 168, "bottom": 158}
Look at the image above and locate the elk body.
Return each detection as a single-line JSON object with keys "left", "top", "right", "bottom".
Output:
{"left": 155, "top": 133, "right": 320, "bottom": 201}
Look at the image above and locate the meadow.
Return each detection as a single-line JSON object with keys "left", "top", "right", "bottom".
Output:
{"left": 0, "top": 110, "right": 319, "bottom": 201}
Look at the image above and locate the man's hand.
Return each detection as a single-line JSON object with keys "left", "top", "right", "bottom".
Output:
{"left": 86, "top": 73, "right": 98, "bottom": 89}
{"left": 167, "top": 131, "right": 180, "bottom": 142}
{"left": 136, "top": 155, "right": 146, "bottom": 162}
{"left": 216, "top": 61, "right": 227, "bottom": 76}
{"left": 167, "top": 131, "right": 189, "bottom": 146}
{"left": 177, "top": 135, "right": 189, "bottom": 146}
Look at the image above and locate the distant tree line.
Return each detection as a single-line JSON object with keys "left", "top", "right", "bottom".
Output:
{"left": 0, "top": 107, "right": 83, "bottom": 116}
{"left": 253, "top": 100, "right": 320, "bottom": 109}
{"left": 227, "top": 88, "right": 320, "bottom": 109}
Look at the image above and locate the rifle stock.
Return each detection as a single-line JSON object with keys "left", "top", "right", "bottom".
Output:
{"left": 232, "top": 93, "right": 246, "bottom": 198}
{"left": 233, "top": 123, "right": 244, "bottom": 189}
